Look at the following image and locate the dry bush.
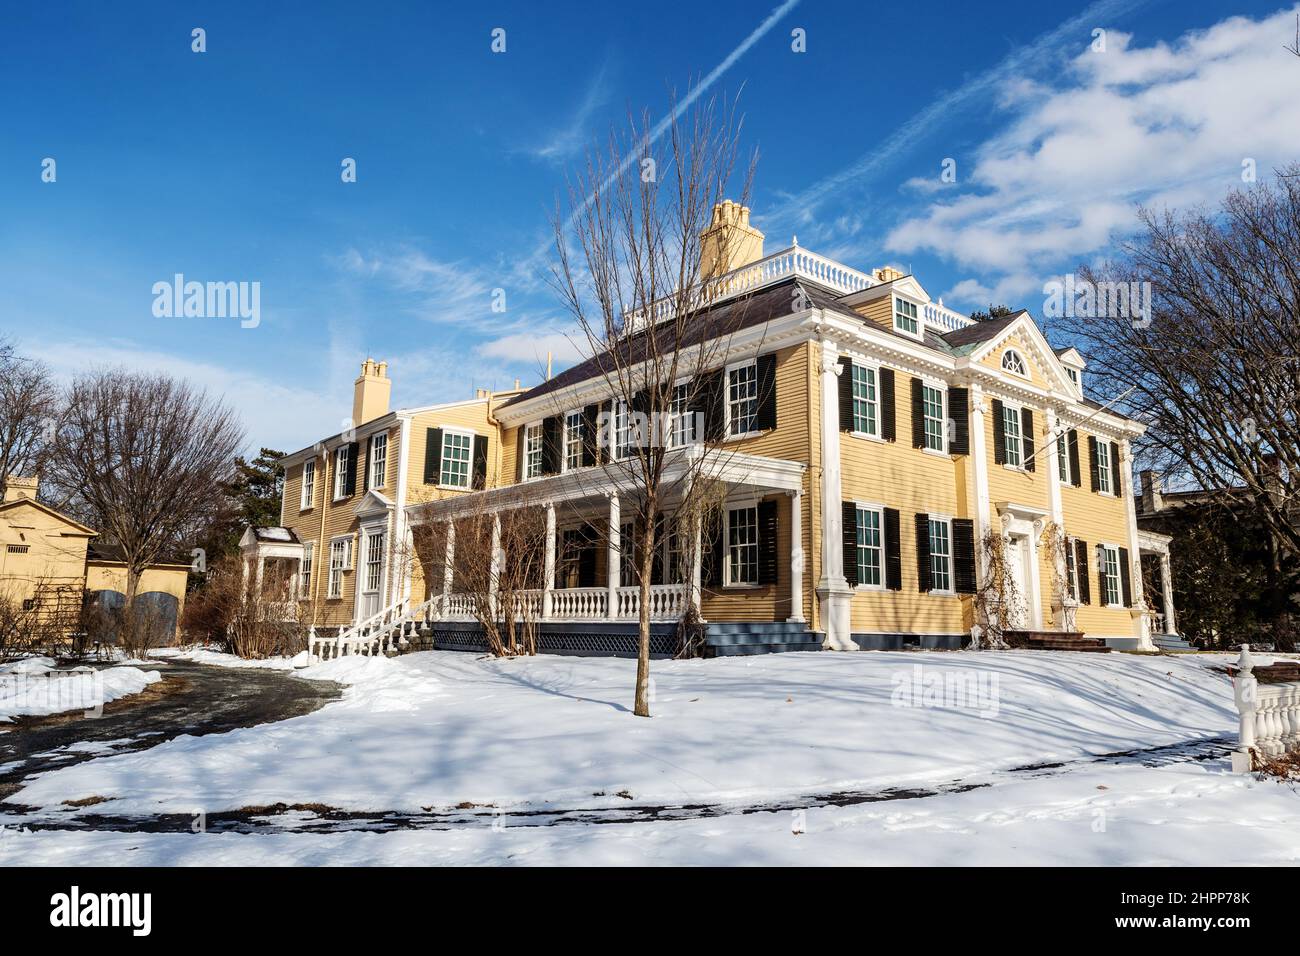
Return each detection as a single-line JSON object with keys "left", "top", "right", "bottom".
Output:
{"left": 182, "top": 555, "right": 308, "bottom": 659}
{"left": 0, "top": 590, "right": 41, "bottom": 662}
{"left": 1254, "top": 749, "right": 1300, "bottom": 781}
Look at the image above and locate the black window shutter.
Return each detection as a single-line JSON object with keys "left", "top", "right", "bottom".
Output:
{"left": 516, "top": 426, "right": 527, "bottom": 481}
{"left": 914, "top": 513, "right": 932, "bottom": 592}
{"left": 758, "top": 499, "right": 779, "bottom": 585}
{"left": 1109, "top": 441, "right": 1121, "bottom": 495}
{"left": 992, "top": 398, "right": 1006, "bottom": 464}
{"left": 362, "top": 441, "right": 370, "bottom": 492}
{"left": 1119, "top": 546, "right": 1132, "bottom": 607}
{"left": 948, "top": 388, "right": 969, "bottom": 455}
{"left": 424, "top": 427, "right": 443, "bottom": 484}
{"left": 1021, "top": 407, "right": 1035, "bottom": 472}
{"left": 703, "top": 370, "right": 725, "bottom": 441}
{"left": 471, "top": 435, "right": 488, "bottom": 490}
{"left": 541, "top": 416, "right": 562, "bottom": 474}
{"left": 837, "top": 357, "right": 854, "bottom": 432}
{"left": 841, "top": 501, "right": 859, "bottom": 587}
{"left": 1068, "top": 429, "right": 1082, "bottom": 487}
{"left": 1075, "top": 538, "right": 1091, "bottom": 604}
{"left": 581, "top": 404, "right": 598, "bottom": 466}
{"left": 910, "top": 377, "right": 925, "bottom": 448}
{"left": 880, "top": 367, "right": 896, "bottom": 441}
{"left": 707, "top": 511, "right": 724, "bottom": 587}
{"left": 755, "top": 353, "right": 777, "bottom": 431}
{"left": 952, "top": 518, "right": 976, "bottom": 593}
{"left": 344, "top": 442, "right": 359, "bottom": 496}
{"left": 884, "top": 508, "right": 902, "bottom": 590}
{"left": 1088, "top": 435, "right": 1100, "bottom": 491}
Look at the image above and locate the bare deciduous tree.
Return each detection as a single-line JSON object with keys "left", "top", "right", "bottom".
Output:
{"left": 46, "top": 370, "right": 245, "bottom": 613}
{"left": 550, "top": 95, "right": 759, "bottom": 716}
{"left": 0, "top": 340, "right": 60, "bottom": 499}
{"left": 1052, "top": 167, "right": 1300, "bottom": 566}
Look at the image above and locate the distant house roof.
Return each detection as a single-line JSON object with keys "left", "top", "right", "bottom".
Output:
{"left": 937, "top": 312, "right": 1026, "bottom": 352}
{"left": 0, "top": 496, "right": 97, "bottom": 536}
{"left": 86, "top": 540, "right": 192, "bottom": 567}
{"left": 251, "top": 527, "right": 301, "bottom": 544}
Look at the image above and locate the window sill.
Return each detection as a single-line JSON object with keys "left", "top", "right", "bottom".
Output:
{"left": 854, "top": 583, "right": 887, "bottom": 593}
{"left": 299, "top": 506, "right": 314, "bottom": 514}
{"left": 724, "top": 431, "right": 763, "bottom": 443}
{"left": 928, "top": 589, "right": 957, "bottom": 597}
{"left": 850, "top": 430, "right": 886, "bottom": 444}
{"left": 722, "top": 582, "right": 762, "bottom": 590}
{"left": 921, "top": 446, "right": 949, "bottom": 459}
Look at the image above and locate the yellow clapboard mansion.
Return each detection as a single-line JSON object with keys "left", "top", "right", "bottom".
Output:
{"left": 247, "top": 201, "right": 1178, "bottom": 658}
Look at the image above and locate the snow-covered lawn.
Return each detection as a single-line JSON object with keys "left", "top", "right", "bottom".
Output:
{"left": 149, "top": 647, "right": 303, "bottom": 670}
{"left": 5, "top": 648, "right": 1299, "bottom": 865}
{"left": 4, "top": 649, "right": 1239, "bottom": 814}
{"left": 0, "top": 658, "right": 161, "bottom": 723}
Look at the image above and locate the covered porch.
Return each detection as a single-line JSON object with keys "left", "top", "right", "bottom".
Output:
{"left": 1137, "top": 529, "right": 1187, "bottom": 648}
{"left": 407, "top": 446, "right": 807, "bottom": 626}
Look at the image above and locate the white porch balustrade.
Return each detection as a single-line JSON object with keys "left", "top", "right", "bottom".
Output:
{"left": 1231, "top": 645, "right": 1300, "bottom": 772}
{"left": 435, "top": 584, "right": 688, "bottom": 622}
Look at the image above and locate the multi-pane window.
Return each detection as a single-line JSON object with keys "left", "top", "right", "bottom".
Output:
{"left": 1096, "top": 440, "right": 1112, "bottom": 494}
{"left": 665, "top": 528, "right": 685, "bottom": 583}
{"left": 726, "top": 506, "right": 758, "bottom": 585}
{"left": 727, "top": 363, "right": 758, "bottom": 436}
{"left": 1003, "top": 405, "right": 1023, "bottom": 467}
{"left": 894, "top": 298, "right": 919, "bottom": 335}
{"left": 1066, "top": 367, "right": 1080, "bottom": 390}
{"left": 369, "top": 433, "right": 387, "bottom": 489}
{"left": 327, "top": 537, "right": 351, "bottom": 599}
{"left": 619, "top": 522, "right": 636, "bottom": 587}
{"left": 1001, "top": 350, "right": 1027, "bottom": 376}
{"left": 299, "top": 542, "right": 314, "bottom": 599}
{"left": 922, "top": 384, "right": 946, "bottom": 452}
{"left": 856, "top": 505, "right": 883, "bottom": 587}
{"left": 670, "top": 383, "right": 694, "bottom": 447}
{"left": 1101, "top": 545, "right": 1121, "bottom": 606}
{"left": 300, "top": 459, "right": 315, "bottom": 510}
{"left": 333, "top": 445, "right": 351, "bottom": 499}
{"left": 1065, "top": 538, "right": 1078, "bottom": 601}
{"left": 851, "top": 364, "right": 878, "bottom": 436}
{"left": 564, "top": 411, "right": 583, "bottom": 471}
{"left": 612, "top": 403, "right": 633, "bottom": 459}
{"left": 524, "top": 422, "right": 543, "bottom": 478}
{"left": 440, "top": 431, "right": 472, "bottom": 488}
{"left": 364, "top": 530, "right": 385, "bottom": 593}
{"left": 1057, "top": 433, "right": 1071, "bottom": 484}
{"left": 929, "top": 518, "right": 952, "bottom": 592}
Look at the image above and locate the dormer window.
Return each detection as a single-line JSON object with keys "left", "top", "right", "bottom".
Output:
{"left": 1001, "top": 349, "right": 1028, "bottom": 377}
{"left": 893, "top": 297, "right": 920, "bottom": 337}
{"left": 1066, "top": 367, "right": 1081, "bottom": 390}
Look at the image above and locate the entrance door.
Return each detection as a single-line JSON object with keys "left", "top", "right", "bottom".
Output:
{"left": 360, "top": 528, "right": 386, "bottom": 619}
{"left": 1005, "top": 534, "right": 1031, "bottom": 629}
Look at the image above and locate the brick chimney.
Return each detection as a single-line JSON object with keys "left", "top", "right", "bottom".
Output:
{"left": 699, "top": 200, "right": 765, "bottom": 279}
{"left": 352, "top": 358, "right": 391, "bottom": 426}
{"left": 1139, "top": 470, "right": 1163, "bottom": 514}
{"left": 3, "top": 475, "right": 39, "bottom": 503}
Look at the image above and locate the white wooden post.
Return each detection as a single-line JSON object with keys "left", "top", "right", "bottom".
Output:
{"left": 488, "top": 512, "right": 502, "bottom": 621}
{"left": 607, "top": 494, "right": 620, "bottom": 620}
{"left": 442, "top": 518, "right": 455, "bottom": 606}
{"left": 1232, "top": 644, "right": 1258, "bottom": 773}
{"left": 787, "top": 487, "right": 805, "bottom": 623}
{"left": 1160, "top": 552, "right": 1178, "bottom": 635}
{"left": 690, "top": 507, "right": 704, "bottom": 620}
{"left": 543, "top": 502, "right": 556, "bottom": 621}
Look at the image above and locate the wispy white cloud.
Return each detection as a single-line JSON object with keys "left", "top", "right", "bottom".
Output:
{"left": 887, "top": 7, "right": 1300, "bottom": 307}
{"left": 528, "top": 59, "right": 613, "bottom": 164}
{"left": 478, "top": 330, "right": 589, "bottom": 369}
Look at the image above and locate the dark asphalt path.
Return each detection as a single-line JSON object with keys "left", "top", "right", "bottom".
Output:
{"left": 0, "top": 659, "right": 342, "bottom": 802}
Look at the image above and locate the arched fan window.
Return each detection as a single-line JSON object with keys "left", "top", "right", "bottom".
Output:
{"left": 1001, "top": 349, "right": 1027, "bottom": 377}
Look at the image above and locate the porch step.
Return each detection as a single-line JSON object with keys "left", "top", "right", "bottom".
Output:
{"left": 709, "top": 639, "right": 825, "bottom": 657}
{"left": 1154, "top": 634, "right": 1195, "bottom": 651}
{"left": 705, "top": 622, "right": 819, "bottom": 646}
{"left": 1004, "top": 630, "right": 1112, "bottom": 653}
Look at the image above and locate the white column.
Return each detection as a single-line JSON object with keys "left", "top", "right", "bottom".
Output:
{"left": 1044, "top": 409, "right": 1069, "bottom": 631}
{"left": 543, "top": 502, "right": 556, "bottom": 620}
{"left": 1160, "top": 551, "right": 1178, "bottom": 635}
{"left": 488, "top": 512, "right": 501, "bottom": 621}
{"left": 968, "top": 384, "right": 993, "bottom": 645}
{"left": 787, "top": 487, "right": 805, "bottom": 623}
{"left": 1120, "top": 440, "right": 1154, "bottom": 650}
{"left": 607, "top": 494, "right": 621, "bottom": 620}
{"left": 690, "top": 508, "right": 703, "bottom": 619}
{"left": 815, "top": 338, "right": 856, "bottom": 650}
{"left": 441, "top": 518, "right": 455, "bottom": 604}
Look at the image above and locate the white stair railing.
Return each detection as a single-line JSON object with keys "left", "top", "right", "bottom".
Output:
{"left": 1231, "top": 644, "right": 1300, "bottom": 772}
{"left": 309, "top": 595, "right": 439, "bottom": 661}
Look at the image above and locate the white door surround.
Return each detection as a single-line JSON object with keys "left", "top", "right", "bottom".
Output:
{"left": 996, "top": 502, "right": 1048, "bottom": 631}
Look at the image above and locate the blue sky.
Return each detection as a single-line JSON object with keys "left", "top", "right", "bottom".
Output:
{"left": 2, "top": 0, "right": 1298, "bottom": 452}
